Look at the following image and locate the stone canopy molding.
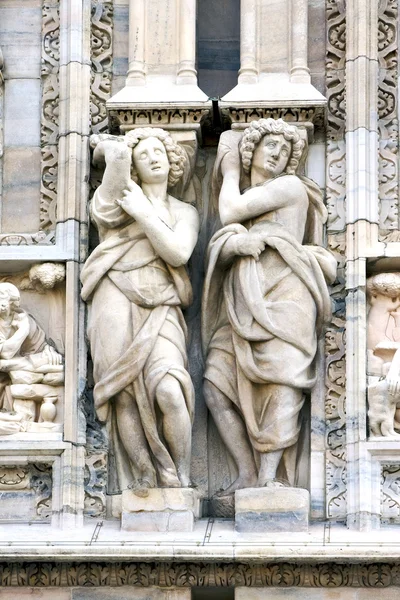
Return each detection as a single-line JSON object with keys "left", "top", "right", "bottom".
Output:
{"left": 1, "top": 0, "right": 400, "bottom": 597}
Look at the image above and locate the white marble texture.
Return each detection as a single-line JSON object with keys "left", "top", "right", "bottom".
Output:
{"left": 0, "top": 0, "right": 42, "bottom": 80}
{"left": 2, "top": 147, "right": 41, "bottom": 232}
{"left": 346, "top": 128, "right": 379, "bottom": 225}
{"left": 3, "top": 79, "right": 40, "bottom": 147}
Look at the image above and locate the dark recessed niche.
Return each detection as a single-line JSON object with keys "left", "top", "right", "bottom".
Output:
{"left": 192, "top": 587, "right": 235, "bottom": 600}
{"left": 196, "top": 0, "right": 240, "bottom": 98}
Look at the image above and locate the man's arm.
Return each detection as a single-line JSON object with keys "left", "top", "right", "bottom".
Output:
{"left": 0, "top": 313, "right": 30, "bottom": 359}
{"left": 219, "top": 171, "right": 305, "bottom": 226}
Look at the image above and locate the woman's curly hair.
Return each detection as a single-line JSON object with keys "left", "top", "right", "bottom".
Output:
{"left": 239, "top": 118, "right": 305, "bottom": 175}
{"left": 124, "top": 128, "right": 186, "bottom": 187}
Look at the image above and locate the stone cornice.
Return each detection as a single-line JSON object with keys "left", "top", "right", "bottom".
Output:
{"left": 1, "top": 561, "right": 400, "bottom": 588}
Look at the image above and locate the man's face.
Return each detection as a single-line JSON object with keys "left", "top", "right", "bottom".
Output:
{"left": 132, "top": 137, "right": 170, "bottom": 185}
{"left": 252, "top": 133, "right": 291, "bottom": 180}
{"left": 0, "top": 294, "right": 11, "bottom": 317}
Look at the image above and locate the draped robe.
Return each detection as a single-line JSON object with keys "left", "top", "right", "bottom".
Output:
{"left": 202, "top": 172, "right": 336, "bottom": 483}
{"left": 81, "top": 188, "right": 195, "bottom": 491}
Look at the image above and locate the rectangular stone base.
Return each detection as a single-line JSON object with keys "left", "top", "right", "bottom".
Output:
{"left": 235, "top": 487, "right": 310, "bottom": 533}
{"left": 121, "top": 488, "right": 200, "bottom": 532}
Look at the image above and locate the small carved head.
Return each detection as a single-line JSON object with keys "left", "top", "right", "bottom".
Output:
{"left": 124, "top": 128, "right": 187, "bottom": 187}
{"left": 29, "top": 263, "right": 66, "bottom": 290}
{"left": 239, "top": 118, "right": 304, "bottom": 178}
{"left": 0, "top": 283, "right": 20, "bottom": 315}
{"left": 367, "top": 273, "right": 400, "bottom": 305}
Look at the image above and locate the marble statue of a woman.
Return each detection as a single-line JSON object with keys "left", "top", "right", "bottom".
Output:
{"left": 81, "top": 128, "right": 199, "bottom": 493}
{"left": 202, "top": 118, "right": 336, "bottom": 495}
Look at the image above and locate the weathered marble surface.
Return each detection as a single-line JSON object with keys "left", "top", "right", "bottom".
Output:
{"left": 1, "top": 589, "right": 191, "bottom": 600}
{"left": 235, "top": 589, "right": 400, "bottom": 599}
{"left": 367, "top": 273, "right": 400, "bottom": 438}
{"left": 0, "top": 269, "right": 65, "bottom": 436}
{"left": 122, "top": 487, "right": 200, "bottom": 532}
{"left": 235, "top": 486, "right": 310, "bottom": 532}
{"left": 202, "top": 118, "right": 336, "bottom": 501}
{"left": 81, "top": 128, "right": 199, "bottom": 493}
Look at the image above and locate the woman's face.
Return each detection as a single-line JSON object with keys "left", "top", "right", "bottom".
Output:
{"left": 132, "top": 137, "right": 170, "bottom": 184}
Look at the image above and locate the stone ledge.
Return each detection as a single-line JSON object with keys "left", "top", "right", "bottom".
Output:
{"left": 0, "top": 560, "right": 400, "bottom": 587}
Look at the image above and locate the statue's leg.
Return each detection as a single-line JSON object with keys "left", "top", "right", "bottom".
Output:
{"left": 257, "top": 384, "right": 303, "bottom": 486}
{"left": 257, "top": 450, "right": 284, "bottom": 486}
{"left": 156, "top": 374, "right": 191, "bottom": 487}
{"left": 204, "top": 379, "right": 257, "bottom": 495}
{"left": 115, "top": 389, "right": 157, "bottom": 487}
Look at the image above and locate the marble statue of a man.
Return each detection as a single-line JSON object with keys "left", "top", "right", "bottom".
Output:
{"left": 202, "top": 118, "right": 336, "bottom": 494}
{"left": 81, "top": 128, "right": 199, "bottom": 493}
{"left": 0, "top": 282, "right": 63, "bottom": 435}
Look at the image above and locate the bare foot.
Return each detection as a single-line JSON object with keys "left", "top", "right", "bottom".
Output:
{"left": 178, "top": 472, "right": 191, "bottom": 488}
{"left": 215, "top": 473, "right": 257, "bottom": 497}
{"left": 128, "top": 479, "right": 151, "bottom": 498}
{"left": 257, "top": 478, "right": 290, "bottom": 489}
{"left": 160, "top": 470, "right": 182, "bottom": 488}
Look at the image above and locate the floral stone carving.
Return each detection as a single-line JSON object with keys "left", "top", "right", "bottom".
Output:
{"left": 81, "top": 128, "right": 199, "bottom": 493}
{"left": 202, "top": 118, "right": 336, "bottom": 496}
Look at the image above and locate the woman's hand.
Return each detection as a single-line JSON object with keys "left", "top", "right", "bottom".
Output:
{"left": 116, "top": 181, "right": 152, "bottom": 220}
{"left": 92, "top": 136, "right": 131, "bottom": 168}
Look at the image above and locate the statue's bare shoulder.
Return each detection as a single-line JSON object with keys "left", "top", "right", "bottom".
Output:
{"left": 168, "top": 195, "right": 200, "bottom": 231}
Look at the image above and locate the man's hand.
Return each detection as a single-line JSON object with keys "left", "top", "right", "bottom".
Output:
{"left": 221, "top": 145, "right": 241, "bottom": 177}
{"left": 232, "top": 233, "right": 266, "bottom": 261}
{"left": 387, "top": 375, "right": 400, "bottom": 398}
{"left": 43, "top": 344, "right": 63, "bottom": 366}
{"left": 11, "top": 312, "right": 29, "bottom": 330}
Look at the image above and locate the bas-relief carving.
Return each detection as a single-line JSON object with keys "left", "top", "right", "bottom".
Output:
{"left": 325, "top": 232, "right": 346, "bottom": 518}
{"left": 367, "top": 272, "right": 400, "bottom": 438}
{"left": 202, "top": 118, "right": 336, "bottom": 496}
{"left": 382, "top": 463, "right": 400, "bottom": 522}
{"left": 1, "top": 561, "right": 400, "bottom": 588}
{"left": 325, "top": 0, "right": 347, "bottom": 521}
{"left": 81, "top": 127, "right": 199, "bottom": 493}
{"left": 0, "top": 0, "right": 60, "bottom": 245}
{"left": 40, "top": 0, "right": 59, "bottom": 235}
{"left": 0, "top": 463, "right": 52, "bottom": 521}
{"left": 378, "top": 0, "right": 399, "bottom": 235}
{"left": 0, "top": 264, "right": 65, "bottom": 436}
{"left": 91, "top": 0, "right": 113, "bottom": 135}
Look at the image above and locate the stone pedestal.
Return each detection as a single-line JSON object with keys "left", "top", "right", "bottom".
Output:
{"left": 121, "top": 488, "right": 201, "bottom": 532}
{"left": 235, "top": 487, "right": 310, "bottom": 533}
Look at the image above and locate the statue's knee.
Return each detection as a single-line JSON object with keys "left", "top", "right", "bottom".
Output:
{"left": 203, "top": 379, "right": 220, "bottom": 411}
{"left": 156, "top": 375, "right": 183, "bottom": 412}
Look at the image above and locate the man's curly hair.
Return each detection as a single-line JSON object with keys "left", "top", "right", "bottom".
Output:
{"left": 124, "top": 128, "right": 186, "bottom": 187}
{"left": 239, "top": 118, "right": 305, "bottom": 175}
{"left": 0, "top": 283, "right": 20, "bottom": 312}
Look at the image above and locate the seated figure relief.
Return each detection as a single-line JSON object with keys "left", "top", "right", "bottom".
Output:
{"left": 0, "top": 280, "right": 64, "bottom": 436}
{"left": 367, "top": 272, "right": 400, "bottom": 438}
{"left": 202, "top": 118, "right": 336, "bottom": 496}
{"left": 81, "top": 128, "right": 199, "bottom": 494}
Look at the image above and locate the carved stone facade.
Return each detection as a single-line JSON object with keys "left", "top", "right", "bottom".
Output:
{"left": 2, "top": 0, "right": 400, "bottom": 596}
{"left": 378, "top": 0, "right": 399, "bottom": 236}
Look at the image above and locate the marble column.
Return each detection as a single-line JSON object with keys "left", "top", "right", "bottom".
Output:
{"left": 108, "top": 0, "right": 210, "bottom": 107}
{"left": 344, "top": 0, "right": 380, "bottom": 531}
{"left": 222, "top": 0, "right": 325, "bottom": 104}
